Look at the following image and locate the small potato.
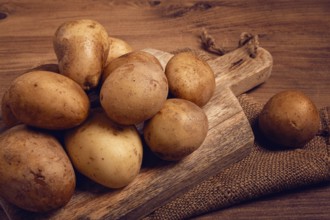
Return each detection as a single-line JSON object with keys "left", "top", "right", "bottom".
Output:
{"left": 1, "top": 89, "right": 20, "bottom": 128}
{"left": 8, "top": 70, "right": 90, "bottom": 130}
{"left": 105, "top": 36, "right": 133, "bottom": 65}
{"left": 100, "top": 61, "right": 168, "bottom": 125}
{"left": 259, "top": 90, "right": 320, "bottom": 148}
{"left": 102, "top": 50, "right": 163, "bottom": 83}
{"left": 0, "top": 125, "right": 76, "bottom": 212}
{"left": 53, "top": 19, "right": 109, "bottom": 90}
{"left": 143, "top": 98, "right": 208, "bottom": 161}
{"left": 65, "top": 109, "right": 143, "bottom": 189}
{"left": 165, "top": 52, "right": 216, "bottom": 107}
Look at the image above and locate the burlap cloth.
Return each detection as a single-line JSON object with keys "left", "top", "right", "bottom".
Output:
{"left": 144, "top": 94, "right": 330, "bottom": 220}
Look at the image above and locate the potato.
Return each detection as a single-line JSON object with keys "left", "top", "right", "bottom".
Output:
{"left": 100, "top": 61, "right": 168, "bottom": 125}
{"left": 165, "top": 52, "right": 216, "bottom": 107}
{"left": 0, "top": 125, "right": 76, "bottom": 212}
{"left": 143, "top": 98, "right": 208, "bottom": 161}
{"left": 8, "top": 70, "right": 90, "bottom": 130}
{"left": 53, "top": 19, "right": 109, "bottom": 90}
{"left": 1, "top": 89, "right": 20, "bottom": 128}
{"left": 105, "top": 36, "right": 133, "bottom": 65}
{"left": 65, "top": 109, "right": 143, "bottom": 189}
{"left": 101, "top": 50, "right": 163, "bottom": 83}
{"left": 258, "top": 90, "right": 320, "bottom": 148}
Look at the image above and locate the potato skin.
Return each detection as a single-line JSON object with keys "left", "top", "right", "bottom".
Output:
{"left": 53, "top": 19, "right": 109, "bottom": 90}
{"left": 65, "top": 109, "right": 143, "bottom": 189}
{"left": 102, "top": 50, "right": 163, "bottom": 83}
{"left": 0, "top": 125, "right": 76, "bottom": 212}
{"left": 8, "top": 70, "right": 90, "bottom": 130}
{"left": 165, "top": 52, "right": 216, "bottom": 107}
{"left": 258, "top": 90, "right": 320, "bottom": 148}
{"left": 143, "top": 98, "right": 208, "bottom": 161}
{"left": 105, "top": 36, "right": 133, "bottom": 65}
{"left": 1, "top": 89, "right": 20, "bottom": 128}
{"left": 100, "top": 61, "right": 168, "bottom": 125}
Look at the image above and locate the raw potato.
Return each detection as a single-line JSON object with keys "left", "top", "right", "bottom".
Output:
{"left": 100, "top": 61, "right": 168, "bottom": 125}
{"left": 0, "top": 125, "right": 76, "bottom": 212}
{"left": 143, "top": 98, "right": 209, "bottom": 161}
{"left": 102, "top": 50, "right": 163, "bottom": 83}
{"left": 1, "top": 89, "right": 20, "bottom": 128}
{"left": 65, "top": 109, "right": 143, "bottom": 189}
{"left": 106, "top": 36, "right": 133, "bottom": 65}
{"left": 165, "top": 52, "right": 216, "bottom": 107}
{"left": 8, "top": 70, "right": 90, "bottom": 130}
{"left": 259, "top": 90, "right": 320, "bottom": 148}
{"left": 53, "top": 19, "right": 109, "bottom": 90}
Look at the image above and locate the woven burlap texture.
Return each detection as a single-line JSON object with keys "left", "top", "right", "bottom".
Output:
{"left": 145, "top": 94, "right": 330, "bottom": 220}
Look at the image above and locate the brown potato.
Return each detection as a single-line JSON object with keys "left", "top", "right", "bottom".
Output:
{"left": 143, "top": 98, "right": 209, "bottom": 161}
{"left": 100, "top": 61, "right": 168, "bottom": 125}
{"left": 258, "top": 90, "right": 320, "bottom": 148}
{"left": 0, "top": 125, "right": 76, "bottom": 212}
{"left": 165, "top": 52, "right": 216, "bottom": 107}
{"left": 105, "top": 36, "right": 133, "bottom": 65}
{"left": 65, "top": 109, "right": 143, "bottom": 189}
{"left": 8, "top": 70, "right": 90, "bottom": 130}
{"left": 1, "top": 89, "right": 20, "bottom": 128}
{"left": 101, "top": 50, "right": 163, "bottom": 83}
{"left": 53, "top": 19, "right": 109, "bottom": 90}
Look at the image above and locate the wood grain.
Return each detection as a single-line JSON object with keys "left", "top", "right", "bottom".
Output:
{"left": 0, "top": 0, "right": 329, "bottom": 107}
{"left": 0, "top": 0, "right": 329, "bottom": 219}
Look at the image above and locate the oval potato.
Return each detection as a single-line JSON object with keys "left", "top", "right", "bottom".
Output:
{"left": 100, "top": 61, "right": 168, "bottom": 125}
{"left": 8, "top": 70, "right": 90, "bottom": 130}
{"left": 0, "top": 125, "right": 76, "bottom": 212}
{"left": 165, "top": 52, "right": 216, "bottom": 107}
{"left": 65, "top": 109, "right": 143, "bottom": 189}
{"left": 53, "top": 19, "right": 109, "bottom": 90}
{"left": 259, "top": 90, "right": 320, "bottom": 148}
{"left": 143, "top": 98, "right": 208, "bottom": 161}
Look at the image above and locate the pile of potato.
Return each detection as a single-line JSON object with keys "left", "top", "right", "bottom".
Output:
{"left": 0, "top": 19, "right": 215, "bottom": 212}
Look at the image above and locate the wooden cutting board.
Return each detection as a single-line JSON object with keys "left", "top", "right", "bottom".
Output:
{"left": 0, "top": 45, "right": 273, "bottom": 220}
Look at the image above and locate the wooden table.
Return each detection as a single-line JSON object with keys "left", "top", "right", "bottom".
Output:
{"left": 0, "top": 0, "right": 329, "bottom": 219}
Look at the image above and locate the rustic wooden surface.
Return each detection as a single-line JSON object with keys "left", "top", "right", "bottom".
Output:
{"left": 0, "top": 44, "right": 273, "bottom": 219}
{"left": 0, "top": 0, "right": 329, "bottom": 219}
